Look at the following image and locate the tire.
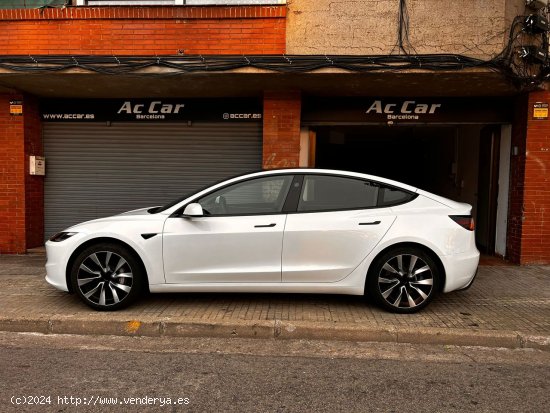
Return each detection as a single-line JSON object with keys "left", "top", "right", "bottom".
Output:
{"left": 366, "top": 247, "right": 440, "bottom": 313}
{"left": 70, "top": 242, "right": 145, "bottom": 311}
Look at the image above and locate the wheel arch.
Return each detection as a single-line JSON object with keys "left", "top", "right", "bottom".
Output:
{"left": 364, "top": 241, "right": 446, "bottom": 294}
{"left": 65, "top": 237, "right": 150, "bottom": 294}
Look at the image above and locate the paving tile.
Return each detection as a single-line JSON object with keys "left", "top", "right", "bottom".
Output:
{"left": 0, "top": 254, "right": 549, "bottom": 335}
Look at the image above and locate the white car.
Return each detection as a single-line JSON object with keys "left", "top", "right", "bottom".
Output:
{"left": 46, "top": 169, "right": 479, "bottom": 313}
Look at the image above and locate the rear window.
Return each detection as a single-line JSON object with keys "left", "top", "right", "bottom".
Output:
{"left": 378, "top": 186, "right": 416, "bottom": 206}
{"left": 298, "top": 175, "right": 379, "bottom": 212}
{"left": 297, "top": 174, "right": 416, "bottom": 212}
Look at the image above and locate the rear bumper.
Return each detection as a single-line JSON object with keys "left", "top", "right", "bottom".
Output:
{"left": 441, "top": 249, "right": 480, "bottom": 293}
{"left": 454, "top": 267, "right": 479, "bottom": 291}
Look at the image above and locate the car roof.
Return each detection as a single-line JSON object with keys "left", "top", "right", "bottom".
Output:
{"left": 241, "top": 168, "right": 419, "bottom": 193}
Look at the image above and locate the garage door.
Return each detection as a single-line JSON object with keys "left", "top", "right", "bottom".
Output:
{"left": 44, "top": 122, "right": 262, "bottom": 239}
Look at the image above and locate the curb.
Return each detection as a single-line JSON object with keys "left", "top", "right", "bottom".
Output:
{"left": 0, "top": 316, "right": 548, "bottom": 351}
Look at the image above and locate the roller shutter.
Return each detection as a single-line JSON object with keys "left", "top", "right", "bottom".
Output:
{"left": 44, "top": 122, "right": 262, "bottom": 239}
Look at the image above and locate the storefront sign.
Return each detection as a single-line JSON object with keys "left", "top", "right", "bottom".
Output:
{"left": 40, "top": 99, "right": 262, "bottom": 122}
{"left": 302, "top": 97, "right": 513, "bottom": 124}
{"left": 532, "top": 102, "right": 548, "bottom": 120}
{"left": 365, "top": 100, "right": 442, "bottom": 120}
{"left": 10, "top": 100, "right": 23, "bottom": 116}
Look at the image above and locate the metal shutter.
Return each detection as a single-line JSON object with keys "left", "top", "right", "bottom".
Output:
{"left": 44, "top": 122, "right": 262, "bottom": 239}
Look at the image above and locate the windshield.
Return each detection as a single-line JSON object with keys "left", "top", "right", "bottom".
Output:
{"left": 149, "top": 184, "right": 209, "bottom": 214}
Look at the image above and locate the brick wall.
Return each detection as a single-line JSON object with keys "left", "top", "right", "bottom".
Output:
{"left": 0, "top": 95, "right": 42, "bottom": 253}
{"left": 520, "top": 91, "right": 550, "bottom": 264}
{"left": 0, "top": 94, "right": 27, "bottom": 253}
{"left": 262, "top": 91, "right": 301, "bottom": 169}
{"left": 0, "top": 6, "right": 286, "bottom": 55}
{"left": 23, "top": 96, "right": 44, "bottom": 249}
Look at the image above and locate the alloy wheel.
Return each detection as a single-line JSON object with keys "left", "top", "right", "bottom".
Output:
{"left": 76, "top": 251, "right": 134, "bottom": 307}
{"left": 377, "top": 254, "right": 434, "bottom": 309}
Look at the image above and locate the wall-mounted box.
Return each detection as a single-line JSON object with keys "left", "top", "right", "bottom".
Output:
{"left": 30, "top": 156, "right": 45, "bottom": 176}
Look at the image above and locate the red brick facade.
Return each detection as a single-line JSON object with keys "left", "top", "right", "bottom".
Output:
{"left": 262, "top": 91, "right": 301, "bottom": 169}
{"left": 507, "top": 91, "right": 550, "bottom": 264}
{"left": 0, "top": 6, "right": 286, "bottom": 55}
{"left": 23, "top": 96, "right": 44, "bottom": 250}
{"left": 0, "top": 95, "right": 42, "bottom": 253}
{"left": 519, "top": 91, "right": 550, "bottom": 264}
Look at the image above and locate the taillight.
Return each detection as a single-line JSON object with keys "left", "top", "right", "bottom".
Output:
{"left": 449, "top": 215, "right": 475, "bottom": 231}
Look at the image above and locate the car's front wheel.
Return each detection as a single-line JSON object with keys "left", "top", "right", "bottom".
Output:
{"left": 70, "top": 242, "right": 144, "bottom": 311}
{"left": 367, "top": 247, "right": 440, "bottom": 313}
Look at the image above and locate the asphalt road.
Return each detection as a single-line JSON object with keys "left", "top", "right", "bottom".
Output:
{"left": 0, "top": 332, "right": 548, "bottom": 413}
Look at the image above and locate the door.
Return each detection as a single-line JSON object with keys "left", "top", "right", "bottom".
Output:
{"left": 476, "top": 126, "right": 501, "bottom": 254}
{"left": 163, "top": 175, "right": 293, "bottom": 284}
{"left": 282, "top": 174, "right": 397, "bottom": 283}
{"left": 495, "top": 125, "right": 511, "bottom": 257}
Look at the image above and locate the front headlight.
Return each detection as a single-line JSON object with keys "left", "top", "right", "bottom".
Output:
{"left": 49, "top": 232, "right": 78, "bottom": 242}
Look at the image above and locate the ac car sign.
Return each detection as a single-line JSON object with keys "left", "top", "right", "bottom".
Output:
{"left": 366, "top": 100, "right": 442, "bottom": 120}
{"left": 301, "top": 97, "right": 513, "bottom": 124}
{"left": 40, "top": 98, "right": 263, "bottom": 122}
{"left": 117, "top": 101, "right": 185, "bottom": 115}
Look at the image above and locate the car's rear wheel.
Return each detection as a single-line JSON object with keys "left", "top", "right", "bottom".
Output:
{"left": 70, "top": 243, "right": 144, "bottom": 311}
{"left": 367, "top": 247, "right": 440, "bottom": 313}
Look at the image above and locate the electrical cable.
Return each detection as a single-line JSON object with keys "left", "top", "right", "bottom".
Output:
{"left": 0, "top": 53, "right": 496, "bottom": 74}
{"left": 0, "top": 8, "right": 547, "bottom": 89}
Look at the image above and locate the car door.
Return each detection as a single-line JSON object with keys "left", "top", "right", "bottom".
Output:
{"left": 282, "top": 174, "right": 397, "bottom": 283}
{"left": 163, "top": 174, "right": 293, "bottom": 284}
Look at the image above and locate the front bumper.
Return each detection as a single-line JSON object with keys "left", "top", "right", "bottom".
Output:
{"left": 45, "top": 235, "right": 84, "bottom": 292}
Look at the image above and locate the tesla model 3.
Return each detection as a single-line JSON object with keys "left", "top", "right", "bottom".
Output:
{"left": 46, "top": 169, "right": 479, "bottom": 313}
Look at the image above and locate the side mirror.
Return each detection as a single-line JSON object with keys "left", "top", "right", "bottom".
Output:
{"left": 181, "top": 203, "right": 204, "bottom": 218}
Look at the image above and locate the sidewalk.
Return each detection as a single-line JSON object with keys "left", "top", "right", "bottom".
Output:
{"left": 0, "top": 254, "right": 549, "bottom": 350}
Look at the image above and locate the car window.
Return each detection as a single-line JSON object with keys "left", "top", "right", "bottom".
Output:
{"left": 298, "top": 175, "right": 380, "bottom": 212}
{"left": 378, "top": 186, "right": 415, "bottom": 206}
{"left": 197, "top": 175, "right": 293, "bottom": 216}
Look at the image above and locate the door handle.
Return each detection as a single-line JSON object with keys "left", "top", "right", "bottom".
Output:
{"left": 254, "top": 223, "right": 276, "bottom": 228}
{"left": 359, "top": 221, "right": 381, "bottom": 226}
